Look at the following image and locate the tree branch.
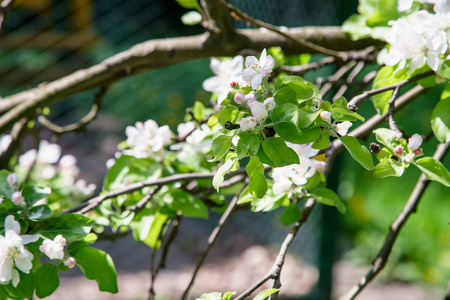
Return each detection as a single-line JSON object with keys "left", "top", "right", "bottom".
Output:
{"left": 0, "top": 0, "right": 15, "bottom": 34}
{"left": 181, "top": 183, "right": 247, "bottom": 300}
{"left": 339, "top": 140, "right": 450, "bottom": 300}
{"left": 235, "top": 198, "right": 316, "bottom": 300}
{"left": 0, "top": 26, "right": 380, "bottom": 133}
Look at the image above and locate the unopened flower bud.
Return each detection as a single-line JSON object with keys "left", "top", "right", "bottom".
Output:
{"left": 234, "top": 91, "right": 245, "bottom": 105}
{"left": 320, "top": 111, "right": 331, "bottom": 123}
{"left": 394, "top": 146, "right": 403, "bottom": 155}
{"left": 245, "top": 93, "right": 257, "bottom": 103}
{"left": 11, "top": 191, "right": 24, "bottom": 205}
{"left": 335, "top": 121, "right": 352, "bottom": 136}
{"left": 263, "top": 97, "right": 275, "bottom": 111}
{"left": 248, "top": 101, "right": 268, "bottom": 121}
{"left": 64, "top": 257, "right": 76, "bottom": 268}
{"left": 7, "top": 173, "right": 18, "bottom": 187}
{"left": 54, "top": 234, "right": 67, "bottom": 247}
{"left": 230, "top": 81, "right": 237, "bottom": 88}
{"left": 413, "top": 148, "right": 423, "bottom": 156}
{"left": 240, "top": 117, "right": 257, "bottom": 131}
{"left": 408, "top": 134, "right": 423, "bottom": 151}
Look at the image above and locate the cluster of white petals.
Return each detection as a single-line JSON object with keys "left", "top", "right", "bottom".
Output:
{"left": 235, "top": 49, "right": 275, "bottom": 90}
{"left": 124, "top": 120, "right": 172, "bottom": 160}
{"left": 383, "top": 0, "right": 450, "bottom": 72}
{"left": 271, "top": 143, "right": 325, "bottom": 195}
{"left": 0, "top": 216, "right": 39, "bottom": 287}
{"left": 171, "top": 122, "right": 212, "bottom": 153}
{"left": 202, "top": 56, "right": 245, "bottom": 105}
{"left": 40, "top": 235, "right": 66, "bottom": 260}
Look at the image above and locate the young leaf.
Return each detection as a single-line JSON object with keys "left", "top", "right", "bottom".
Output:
{"left": 35, "top": 264, "right": 59, "bottom": 298}
{"left": 73, "top": 247, "right": 118, "bottom": 293}
{"left": 237, "top": 132, "right": 260, "bottom": 159}
{"left": 274, "top": 87, "right": 297, "bottom": 105}
{"left": 22, "top": 186, "right": 51, "bottom": 207}
{"left": 36, "top": 214, "right": 93, "bottom": 240}
{"left": 431, "top": 98, "right": 450, "bottom": 143}
{"left": 253, "top": 288, "right": 280, "bottom": 300}
{"left": 192, "top": 101, "right": 205, "bottom": 122}
{"left": 160, "top": 190, "right": 209, "bottom": 219}
{"left": 339, "top": 136, "right": 374, "bottom": 170}
{"left": 176, "top": 0, "right": 199, "bottom": 9}
{"left": 374, "top": 158, "right": 405, "bottom": 178}
{"left": 413, "top": 157, "right": 450, "bottom": 187}
{"left": 262, "top": 138, "right": 299, "bottom": 167}
{"left": 211, "top": 135, "right": 233, "bottom": 162}
{"left": 297, "top": 107, "right": 320, "bottom": 129}
{"left": 372, "top": 66, "right": 408, "bottom": 114}
{"left": 213, "top": 154, "right": 238, "bottom": 191}
{"left": 280, "top": 203, "right": 302, "bottom": 226}
{"left": 310, "top": 188, "right": 346, "bottom": 213}
{"left": 248, "top": 159, "right": 268, "bottom": 199}
{"left": 374, "top": 128, "right": 397, "bottom": 152}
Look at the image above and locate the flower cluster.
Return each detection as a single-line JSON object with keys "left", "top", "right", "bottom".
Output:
{"left": 40, "top": 235, "right": 76, "bottom": 268}
{"left": 123, "top": 120, "right": 172, "bottom": 160}
{"left": 383, "top": 0, "right": 450, "bottom": 72}
{"left": 15, "top": 140, "right": 96, "bottom": 203}
{"left": 0, "top": 216, "right": 38, "bottom": 287}
{"left": 171, "top": 122, "right": 213, "bottom": 154}
{"left": 271, "top": 143, "right": 325, "bottom": 195}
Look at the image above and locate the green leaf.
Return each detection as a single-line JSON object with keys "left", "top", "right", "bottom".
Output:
{"left": 286, "top": 81, "right": 315, "bottom": 102}
{"left": 414, "top": 157, "right": 450, "bottom": 187}
{"left": 262, "top": 138, "right": 299, "bottom": 167}
{"left": 312, "top": 131, "right": 330, "bottom": 149}
{"left": 192, "top": 101, "right": 205, "bottom": 122}
{"left": 218, "top": 105, "right": 239, "bottom": 126}
{"left": 280, "top": 203, "right": 301, "bottom": 226}
{"left": 160, "top": 190, "right": 208, "bottom": 219}
{"left": 374, "top": 158, "right": 405, "bottom": 178}
{"left": 253, "top": 289, "right": 280, "bottom": 300}
{"left": 22, "top": 186, "right": 51, "bottom": 207}
{"left": 199, "top": 292, "right": 222, "bottom": 300}
{"left": 271, "top": 103, "right": 305, "bottom": 143}
{"left": 208, "top": 111, "right": 220, "bottom": 130}
{"left": 36, "top": 214, "right": 93, "bottom": 240}
{"left": 131, "top": 208, "right": 167, "bottom": 248}
{"left": 310, "top": 188, "right": 346, "bottom": 213}
{"left": 274, "top": 87, "right": 297, "bottom": 105}
{"left": 374, "top": 128, "right": 398, "bottom": 152}
{"left": 181, "top": 11, "right": 202, "bottom": 25}
{"left": 4, "top": 272, "right": 34, "bottom": 299}
{"left": 372, "top": 66, "right": 408, "bottom": 114}
{"left": 331, "top": 98, "right": 365, "bottom": 122}
{"left": 211, "top": 135, "right": 233, "bottom": 162}
{"left": 213, "top": 154, "right": 238, "bottom": 191}
{"left": 0, "top": 170, "right": 13, "bottom": 199}
{"left": 175, "top": 0, "right": 199, "bottom": 9}
{"left": 72, "top": 247, "right": 118, "bottom": 293}
{"left": 237, "top": 132, "right": 260, "bottom": 159}
{"left": 35, "top": 264, "right": 59, "bottom": 298}
{"left": 297, "top": 107, "right": 320, "bottom": 128}
{"left": 339, "top": 136, "right": 374, "bottom": 170}
{"left": 28, "top": 204, "right": 52, "bottom": 221}
{"left": 440, "top": 60, "right": 450, "bottom": 80}
{"left": 247, "top": 157, "right": 267, "bottom": 199}
{"left": 431, "top": 98, "right": 450, "bottom": 143}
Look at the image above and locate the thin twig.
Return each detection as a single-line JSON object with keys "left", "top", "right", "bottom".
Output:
{"left": 0, "top": 0, "right": 15, "bottom": 34}
{"left": 37, "top": 86, "right": 108, "bottom": 135}
{"left": 318, "top": 61, "right": 357, "bottom": 95}
{"left": 218, "top": 0, "right": 344, "bottom": 59}
{"left": 235, "top": 198, "right": 316, "bottom": 300}
{"left": 333, "top": 61, "right": 365, "bottom": 101}
{"left": 63, "top": 167, "right": 248, "bottom": 214}
{"left": 386, "top": 86, "right": 402, "bottom": 139}
{"left": 347, "top": 71, "right": 434, "bottom": 111}
{"left": 339, "top": 140, "right": 450, "bottom": 300}
{"left": 276, "top": 57, "right": 336, "bottom": 76}
{"left": 181, "top": 183, "right": 248, "bottom": 300}
{"left": 0, "top": 117, "right": 28, "bottom": 169}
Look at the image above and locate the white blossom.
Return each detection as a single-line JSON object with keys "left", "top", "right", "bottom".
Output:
{"left": 240, "top": 117, "right": 257, "bottom": 131}
{"left": 235, "top": 49, "right": 275, "bottom": 90}
{"left": 202, "top": 56, "right": 244, "bottom": 105}
{"left": 58, "top": 155, "right": 80, "bottom": 184}
{"left": 40, "top": 235, "right": 66, "bottom": 260}
{"left": 272, "top": 143, "right": 325, "bottom": 195}
{"left": 0, "top": 216, "right": 38, "bottom": 287}
{"left": 18, "top": 140, "right": 62, "bottom": 169}
{"left": 0, "top": 135, "right": 12, "bottom": 155}
{"left": 320, "top": 111, "right": 331, "bottom": 123}
{"left": 408, "top": 133, "right": 423, "bottom": 150}
{"left": 6, "top": 173, "right": 18, "bottom": 187}
{"left": 234, "top": 91, "right": 246, "bottom": 105}
{"left": 263, "top": 97, "right": 276, "bottom": 111}
{"left": 11, "top": 191, "right": 24, "bottom": 206}
{"left": 248, "top": 101, "right": 268, "bottom": 121}
{"left": 335, "top": 121, "right": 353, "bottom": 136}
{"left": 124, "top": 120, "right": 172, "bottom": 159}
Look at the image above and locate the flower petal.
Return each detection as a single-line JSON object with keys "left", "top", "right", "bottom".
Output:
{"left": 5, "top": 215, "right": 20, "bottom": 235}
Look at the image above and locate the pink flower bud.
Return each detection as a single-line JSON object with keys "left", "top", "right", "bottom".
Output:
{"left": 245, "top": 93, "right": 257, "bottom": 103}
{"left": 248, "top": 101, "right": 268, "bottom": 121}
{"left": 11, "top": 191, "right": 24, "bottom": 205}
{"left": 263, "top": 97, "right": 275, "bottom": 111}
{"left": 408, "top": 134, "right": 423, "bottom": 151}
{"left": 7, "top": 173, "right": 18, "bottom": 187}
{"left": 54, "top": 234, "right": 67, "bottom": 247}
{"left": 394, "top": 146, "right": 403, "bottom": 155}
{"left": 234, "top": 91, "right": 245, "bottom": 105}
{"left": 320, "top": 111, "right": 331, "bottom": 123}
{"left": 64, "top": 257, "right": 76, "bottom": 268}
{"left": 240, "top": 117, "right": 257, "bottom": 131}
{"left": 413, "top": 148, "right": 423, "bottom": 156}
{"left": 230, "top": 81, "right": 237, "bottom": 88}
